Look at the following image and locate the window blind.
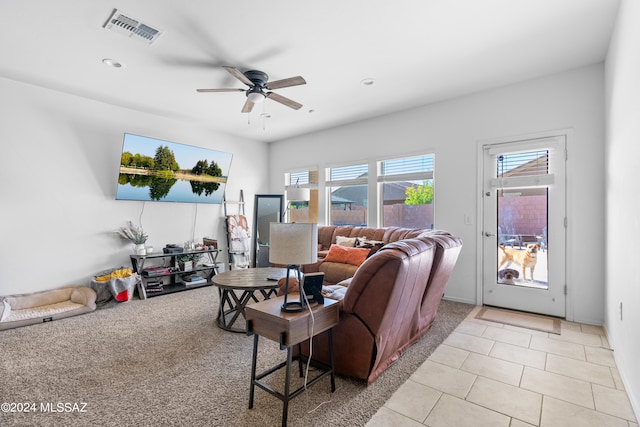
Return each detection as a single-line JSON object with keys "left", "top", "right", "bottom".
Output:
{"left": 490, "top": 149, "right": 555, "bottom": 189}
{"left": 285, "top": 169, "right": 318, "bottom": 189}
{"left": 326, "top": 163, "right": 368, "bottom": 187}
{"left": 378, "top": 154, "right": 434, "bottom": 182}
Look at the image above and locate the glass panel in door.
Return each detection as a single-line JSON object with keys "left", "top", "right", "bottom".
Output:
{"left": 497, "top": 187, "right": 548, "bottom": 288}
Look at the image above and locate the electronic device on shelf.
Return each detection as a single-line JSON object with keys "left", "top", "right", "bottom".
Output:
{"left": 302, "top": 272, "right": 324, "bottom": 304}
{"left": 163, "top": 244, "right": 184, "bottom": 254}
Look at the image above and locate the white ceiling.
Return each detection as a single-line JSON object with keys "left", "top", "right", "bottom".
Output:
{"left": 0, "top": 0, "right": 619, "bottom": 143}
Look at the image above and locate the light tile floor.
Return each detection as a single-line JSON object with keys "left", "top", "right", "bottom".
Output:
{"left": 366, "top": 306, "right": 638, "bottom": 427}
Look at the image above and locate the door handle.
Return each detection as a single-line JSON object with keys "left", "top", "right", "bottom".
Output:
{"left": 484, "top": 232, "right": 496, "bottom": 237}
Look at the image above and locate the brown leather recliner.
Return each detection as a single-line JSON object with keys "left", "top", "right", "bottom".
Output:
{"left": 414, "top": 231, "right": 463, "bottom": 339}
{"left": 300, "top": 233, "right": 462, "bottom": 384}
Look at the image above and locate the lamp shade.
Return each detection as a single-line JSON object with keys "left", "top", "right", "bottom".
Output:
{"left": 286, "top": 187, "right": 310, "bottom": 202}
{"left": 269, "top": 223, "right": 318, "bottom": 266}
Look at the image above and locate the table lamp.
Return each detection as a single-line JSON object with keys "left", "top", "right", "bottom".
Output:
{"left": 269, "top": 222, "right": 318, "bottom": 312}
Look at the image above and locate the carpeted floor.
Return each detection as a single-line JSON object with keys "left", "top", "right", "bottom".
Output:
{"left": 0, "top": 286, "right": 473, "bottom": 427}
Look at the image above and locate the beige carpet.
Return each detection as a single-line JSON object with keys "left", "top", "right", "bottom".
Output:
{"left": 0, "top": 286, "right": 474, "bottom": 427}
{"left": 475, "top": 306, "right": 561, "bottom": 334}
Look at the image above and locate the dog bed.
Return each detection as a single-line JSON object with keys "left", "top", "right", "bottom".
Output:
{"left": 0, "top": 286, "right": 97, "bottom": 331}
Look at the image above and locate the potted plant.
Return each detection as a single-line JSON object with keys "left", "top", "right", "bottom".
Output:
{"left": 117, "top": 221, "right": 148, "bottom": 255}
{"left": 177, "top": 253, "right": 201, "bottom": 271}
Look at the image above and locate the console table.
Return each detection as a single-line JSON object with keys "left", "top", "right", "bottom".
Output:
{"left": 211, "top": 267, "right": 287, "bottom": 332}
{"left": 130, "top": 249, "right": 219, "bottom": 299}
{"left": 245, "top": 296, "right": 339, "bottom": 427}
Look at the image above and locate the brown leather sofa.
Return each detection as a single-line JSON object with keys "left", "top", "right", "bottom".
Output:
{"left": 306, "top": 225, "right": 433, "bottom": 285}
{"left": 299, "top": 226, "right": 462, "bottom": 384}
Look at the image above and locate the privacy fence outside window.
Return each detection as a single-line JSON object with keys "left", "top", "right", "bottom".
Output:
{"left": 378, "top": 154, "right": 435, "bottom": 229}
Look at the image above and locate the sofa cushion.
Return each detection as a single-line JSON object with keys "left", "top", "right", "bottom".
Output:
{"left": 317, "top": 226, "right": 337, "bottom": 250}
{"left": 324, "top": 244, "right": 370, "bottom": 266}
{"left": 319, "top": 262, "right": 359, "bottom": 285}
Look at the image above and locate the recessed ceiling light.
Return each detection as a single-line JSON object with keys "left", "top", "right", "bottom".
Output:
{"left": 360, "top": 78, "right": 375, "bottom": 86}
{"left": 102, "top": 58, "right": 123, "bottom": 68}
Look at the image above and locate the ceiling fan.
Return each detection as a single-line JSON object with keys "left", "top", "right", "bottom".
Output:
{"left": 197, "top": 66, "right": 306, "bottom": 113}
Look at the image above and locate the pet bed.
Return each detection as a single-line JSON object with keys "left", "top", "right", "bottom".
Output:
{"left": 0, "top": 286, "right": 97, "bottom": 331}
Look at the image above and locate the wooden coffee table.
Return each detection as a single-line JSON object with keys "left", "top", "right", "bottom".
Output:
{"left": 211, "top": 267, "right": 287, "bottom": 332}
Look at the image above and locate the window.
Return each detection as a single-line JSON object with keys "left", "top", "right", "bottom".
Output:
{"left": 495, "top": 149, "right": 549, "bottom": 259}
{"left": 284, "top": 169, "right": 318, "bottom": 223}
{"left": 326, "top": 163, "right": 368, "bottom": 226}
{"left": 378, "top": 154, "right": 434, "bottom": 229}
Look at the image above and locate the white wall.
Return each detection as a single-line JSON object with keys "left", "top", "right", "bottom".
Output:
{"left": 269, "top": 64, "right": 605, "bottom": 324}
{"left": 605, "top": 0, "right": 640, "bottom": 415}
{"left": 0, "top": 77, "right": 269, "bottom": 296}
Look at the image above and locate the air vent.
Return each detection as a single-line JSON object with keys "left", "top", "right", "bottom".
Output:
{"left": 103, "top": 9, "right": 163, "bottom": 44}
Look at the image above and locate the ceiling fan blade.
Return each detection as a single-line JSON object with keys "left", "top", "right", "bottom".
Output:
{"left": 241, "top": 98, "right": 255, "bottom": 113}
{"left": 266, "top": 92, "right": 302, "bottom": 110}
{"left": 196, "top": 88, "right": 245, "bottom": 93}
{"left": 265, "top": 76, "right": 306, "bottom": 90}
{"left": 224, "top": 66, "right": 254, "bottom": 87}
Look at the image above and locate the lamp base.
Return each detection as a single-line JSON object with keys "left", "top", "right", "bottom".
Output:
{"left": 280, "top": 264, "right": 308, "bottom": 312}
{"left": 281, "top": 301, "right": 306, "bottom": 313}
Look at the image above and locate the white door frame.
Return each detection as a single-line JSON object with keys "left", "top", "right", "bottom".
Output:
{"left": 475, "top": 129, "right": 574, "bottom": 320}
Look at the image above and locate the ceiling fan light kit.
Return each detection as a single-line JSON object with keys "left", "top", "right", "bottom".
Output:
{"left": 197, "top": 66, "right": 306, "bottom": 113}
{"left": 247, "top": 88, "right": 265, "bottom": 104}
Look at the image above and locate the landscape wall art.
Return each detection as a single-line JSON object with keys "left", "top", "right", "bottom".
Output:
{"left": 115, "top": 133, "right": 233, "bottom": 204}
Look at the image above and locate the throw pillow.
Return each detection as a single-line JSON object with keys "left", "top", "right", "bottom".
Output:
{"left": 323, "top": 244, "right": 370, "bottom": 266}
{"left": 356, "top": 238, "right": 384, "bottom": 257}
{"left": 335, "top": 236, "right": 357, "bottom": 247}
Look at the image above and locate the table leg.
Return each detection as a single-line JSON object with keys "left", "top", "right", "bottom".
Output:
{"left": 282, "top": 346, "right": 292, "bottom": 427}
{"left": 217, "top": 288, "right": 227, "bottom": 327}
{"left": 297, "top": 343, "right": 304, "bottom": 378}
{"left": 230, "top": 291, "right": 256, "bottom": 326}
{"left": 329, "top": 329, "right": 336, "bottom": 392}
{"left": 217, "top": 289, "right": 257, "bottom": 332}
{"left": 249, "top": 334, "right": 259, "bottom": 409}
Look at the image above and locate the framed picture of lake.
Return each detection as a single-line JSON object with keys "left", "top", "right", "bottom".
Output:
{"left": 116, "top": 133, "right": 233, "bottom": 204}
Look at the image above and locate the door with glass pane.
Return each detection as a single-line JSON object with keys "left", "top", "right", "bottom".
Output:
{"left": 482, "top": 136, "right": 566, "bottom": 317}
